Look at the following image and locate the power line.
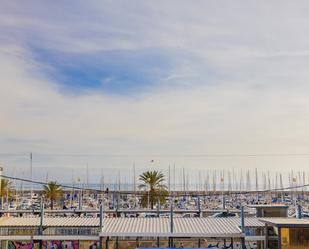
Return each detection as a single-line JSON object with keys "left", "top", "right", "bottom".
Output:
{"left": 2, "top": 175, "right": 103, "bottom": 193}
{"left": 3, "top": 152, "right": 309, "bottom": 158}
{"left": 3, "top": 174, "right": 309, "bottom": 197}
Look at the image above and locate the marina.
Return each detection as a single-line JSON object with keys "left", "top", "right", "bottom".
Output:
{"left": 0, "top": 167, "right": 309, "bottom": 248}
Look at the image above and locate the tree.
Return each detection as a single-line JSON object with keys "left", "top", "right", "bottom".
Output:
{"left": 0, "top": 179, "right": 13, "bottom": 208}
{"left": 0, "top": 179, "right": 12, "bottom": 197}
{"left": 138, "top": 171, "right": 168, "bottom": 209}
{"left": 43, "top": 181, "right": 63, "bottom": 210}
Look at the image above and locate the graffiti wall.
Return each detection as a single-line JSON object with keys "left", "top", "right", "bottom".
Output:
{"left": 8, "top": 241, "right": 99, "bottom": 249}
{"left": 8, "top": 241, "right": 34, "bottom": 249}
{"left": 42, "top": 241, "right": 79, "bottom": 249}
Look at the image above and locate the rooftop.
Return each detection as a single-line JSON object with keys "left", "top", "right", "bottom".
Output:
{"left": 0, "top": 217, "right": 99, "bottom": 227}
{"left": 0, "top": 217, "right": 265, "bottom": 238}
{"left": 260, "top": 218, "right": 309, "bottom": 228}
{"left": 248, "top": 204, "right": 289, "bottom": 209}
{"left": 101, "top": 217, "right": 246, "bottom": 237}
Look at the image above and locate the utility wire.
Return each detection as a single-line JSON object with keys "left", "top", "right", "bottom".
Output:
{"left": 3, "top": 153, "right": 309, "bottom": 157}
{"left": 2, "top": 175, "right": 101, "bottom": 193}
{"left": 2, "top": 174, "right": 309, "bottom": 197}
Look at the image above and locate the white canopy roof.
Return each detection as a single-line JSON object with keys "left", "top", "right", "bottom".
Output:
{"left": 0, "top": 217, "right": 266, "bottom": 238}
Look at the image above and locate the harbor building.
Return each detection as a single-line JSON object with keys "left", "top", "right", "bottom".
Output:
{"left": 248, "top": 205, "right": 289, "bottom": 218}
{"left": 0, "top": 215, "right": 298, "bottom": 249}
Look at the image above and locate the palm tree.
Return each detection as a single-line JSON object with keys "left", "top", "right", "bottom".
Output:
{"left": 43, "top": 181, "right": 63, "bottom": 210}
{"left": 0, "top": 179, "right": 13, "bottom": 208}
{"left": 139, "top": 171, "right": 168, "bottom": 209}
{"left": 0, "top": 179, "right": 12, "bottom": 197}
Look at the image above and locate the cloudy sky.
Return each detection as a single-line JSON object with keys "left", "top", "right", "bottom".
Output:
{"left": 1, "top": 1, "right": 309, "bottom": 182}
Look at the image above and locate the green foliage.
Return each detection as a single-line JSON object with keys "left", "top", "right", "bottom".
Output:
{"left": 43, "top": 181, "right": 63, "bottom": 209}
{"left": 138, "top": 171, "right": 168, "bottom": 209}
{"left": 0, "top": 179, "right": 13, "bottom": 200}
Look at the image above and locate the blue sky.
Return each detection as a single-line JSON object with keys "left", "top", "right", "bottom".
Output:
{"left": 30, "top": 46, "right": 175, "bottom": 95}
{"left": 2, "top": 1, "right": 309, "bottom": 182}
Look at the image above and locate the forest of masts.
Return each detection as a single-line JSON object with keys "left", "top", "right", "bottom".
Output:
{"left": 95, "top": 167, "right": 309, "bottom": 193}
{"left": 9, "top": 166, "right": 308, "bottom": 193}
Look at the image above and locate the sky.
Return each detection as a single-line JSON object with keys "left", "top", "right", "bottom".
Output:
{"left": 1, "top": 1, "right": 309, "bottom": 183}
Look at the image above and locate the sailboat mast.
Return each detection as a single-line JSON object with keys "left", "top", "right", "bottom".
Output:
{"left": 168, "top": 165, "right": 171, "bottom": 192}
{"left": 30, "top": 152, "right": 33, "bottom": 199}
{"left": 173, "top": 164, "right": 176, "bottom": 191}
{"left": 255, "top": 168, "right": 258, "bottom": 191}
{"left": 133, "top": 162, "right": 136, "bottom": 192}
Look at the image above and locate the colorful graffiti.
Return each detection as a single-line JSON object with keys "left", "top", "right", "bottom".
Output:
{"left": 8, "top": 241, "right": 100, "bottom": 249}
{"left": 8, "top": 241, "right": 34, "bottom": 249}
{"left": 88, "top": 241, "right": 100, "bottom": 249}
{"left": 42, "top": 241, "right": 79, "bottom": 249}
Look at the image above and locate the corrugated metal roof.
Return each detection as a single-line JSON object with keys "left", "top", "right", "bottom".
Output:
{"left": 260, "top": 218, "right": 309, "bottom": 227}
{"left": 0, "top": 217, "right": 99, "bottom": 227}
{"left": 100, "top": 217, "right": 244, "bottom": 237}
{"left": 228, "top": 217, "right": 265, "bottom": 227}
{"left": 0, "top": 217, "right": 264, "bottom": 228}
{"left": 173, "top": 218, "right": 241, "bottom": 236}
{"left": 101, "top": 217, "right": 265, "bottom": 237}
{"left": 0, "top": 217, "right": 265, "bottom": 237}
{"left": 102, "top": 217, "right": 170, "bottom": 236}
